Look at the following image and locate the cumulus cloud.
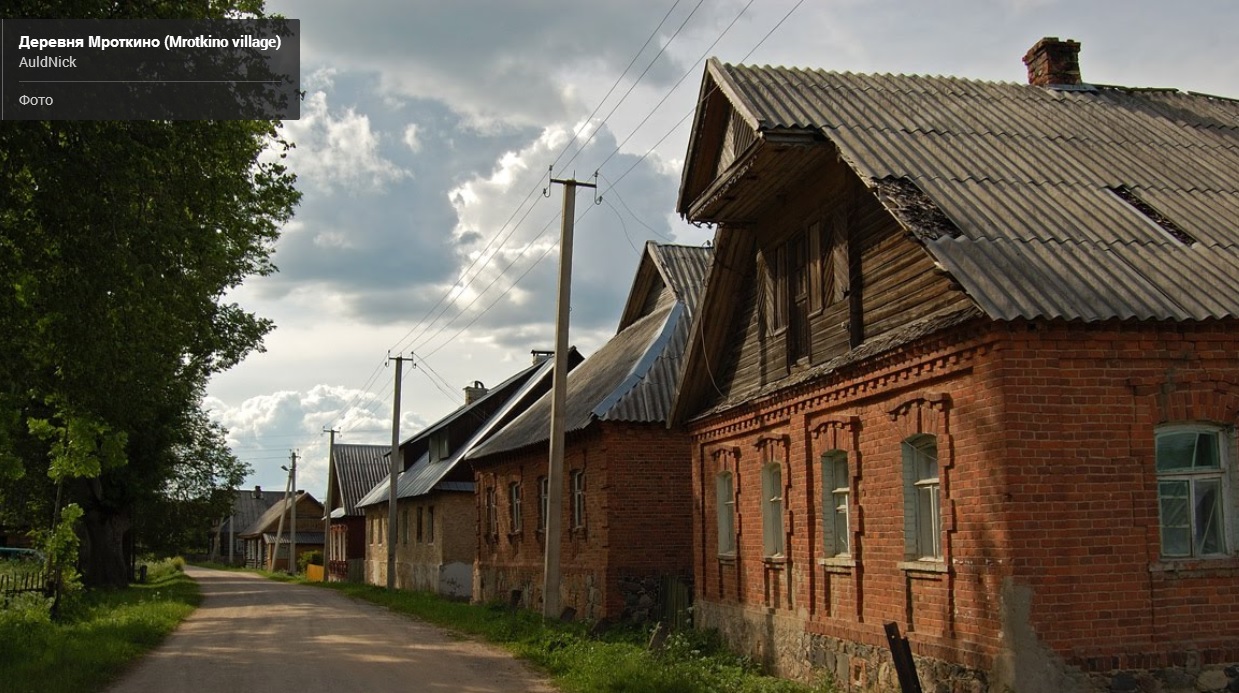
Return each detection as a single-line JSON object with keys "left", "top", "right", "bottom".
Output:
{"left": 282, "top": 90, "right": 410, "bottom": 193}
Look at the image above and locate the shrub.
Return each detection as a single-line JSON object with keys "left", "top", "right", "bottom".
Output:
{"left": 297, "top": 550, "right": 323, "bottom": 572}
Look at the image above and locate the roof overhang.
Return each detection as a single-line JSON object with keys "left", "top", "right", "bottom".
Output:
{"left": 684, "top": 134, "right": 835, "bottom": 224}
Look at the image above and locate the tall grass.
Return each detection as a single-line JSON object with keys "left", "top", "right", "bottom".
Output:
{"left": 0, "top": 558, "right": 197, "bottom": 693}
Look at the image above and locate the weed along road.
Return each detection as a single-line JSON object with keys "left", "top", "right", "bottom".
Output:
{"left": 107, "top": 566, "right": 557, "bottom": 693}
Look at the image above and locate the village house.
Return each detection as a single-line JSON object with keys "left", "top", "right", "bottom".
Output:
{"left": 323, "top": 443, "right": 388, "bottom": 582}
{"left": 237, "top": 490, "right": 324, "bottom": 572}
{"left": 355, "top": 351, "right": 579, "bottom": 597}
{"left": 673, "top": 40, "right": 1239, "bottom": 692}
{"left": 209, "top": 485, "right": 284, "bottom": 565}
{"left": 468, "top": 241, "right": 710, "bottom": 621}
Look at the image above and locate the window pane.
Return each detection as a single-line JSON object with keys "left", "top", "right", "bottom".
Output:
{"left": 1156, "top": 432, "right": 1199, "bottom": 472}
{"left": 1158, "top": 480, "right": 1191, "bottom": 556}
{"left": 1193, "top": 433, "right": 1220, "bottom": 469}
{"left": 1195, "top": 479, "right": 1224, "bottom": 555}
{"left": 833, "top": 490, "right": 849, "bottom": 555}
{"left": 917, "top": 484, "right": 940, "bottom": 559}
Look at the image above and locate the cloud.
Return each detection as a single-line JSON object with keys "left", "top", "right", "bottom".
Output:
{"left": 282, "top": 90, "right": 410, "bottom": 193}
{"left": 402, "top": 123, "right": 422, "bottom": 153}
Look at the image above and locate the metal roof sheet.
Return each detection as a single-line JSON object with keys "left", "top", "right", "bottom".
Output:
{"left": 330, "top": 444, "right": 389, "bottom": 517}
{"left": 702, "top": 59, "right": 1239, "bottom": 322}
{"left": 356, "top": 357, "right": 562, "bottom": 508}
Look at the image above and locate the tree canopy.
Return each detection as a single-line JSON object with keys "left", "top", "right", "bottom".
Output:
{"left": 0, "top": 0, "right": 299, "bottom": 586}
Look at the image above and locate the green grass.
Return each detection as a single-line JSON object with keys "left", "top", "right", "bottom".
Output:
{"left": 318, "top": 580, "right": 834, "bottom": 693}
{"left": 0, "top": 558, "right": 199, "bottom": 693}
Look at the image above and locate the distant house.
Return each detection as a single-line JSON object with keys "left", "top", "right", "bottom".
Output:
{"left": 468, "top": 242, "right": 710, "bottom": 621}
{"left": 673, "top": 39, "right": 1239, "bottom": 690}
{"left": 323, "top": 444, "right": 389, "bottom": 581}
{"left": 355, "top": 351, "right": 579, "bottom": 597}
{"left": 209, "top": 486, "right": 284, "bottom": 565}
{"left": 237, "top": 491, "right": 324, "bottom": 572}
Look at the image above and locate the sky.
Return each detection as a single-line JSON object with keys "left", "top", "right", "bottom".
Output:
{"left": 204, "top": 0, "right": 1239, "bottom": 498}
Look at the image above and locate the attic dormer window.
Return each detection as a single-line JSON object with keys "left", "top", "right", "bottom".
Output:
{"left": 429, "top": 432, "right": 450, "bottom": 463}
{"left": 1108, "top": 186, "right": 1195, "bottom": 245}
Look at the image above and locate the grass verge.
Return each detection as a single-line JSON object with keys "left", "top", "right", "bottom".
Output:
{"left": 319, "top": 580, "right": 834, "bottom": 693}
{"left": 0, "top": 558, "right": 198, "bottom": 693}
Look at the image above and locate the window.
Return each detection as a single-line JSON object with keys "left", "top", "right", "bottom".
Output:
{"left": 788, "top": 233, "right": 810, "bottom": 363}
{"left": 538, "top": 476, "right": 549, "bottom": 531}
{"left": 762, "top": 462, "right": 784, "bottom": 557}
{"left": 416, "top": 507, "right": 424, "bottom": 543}
{"left": 571, "top": 470, "right": 586, "bottom": 529}
{"left": 822, "top": 451, "right": 850, "bottom": 557}
{"left": 903, "top": 436, "right": 941, "bottom": 560}
{"left": 401, "top": 509, "right": 409, "bottom": 545}
{"left": 1156, "top": 426, "right": 1229, "bottom": 558}
{"left": 427, "top": 506, "right": 435, "bottom": 544}
{"left": 485, "top": 487, "right": 497, "bottom": 537}
{"left": 430, "top": 432, "right": 450, "bottom": 463}
{"left": 509, "top": 482, "right": 522, "bottom": 534}
{"left": 716, "top": 471, "right": 736, "bottom": 556}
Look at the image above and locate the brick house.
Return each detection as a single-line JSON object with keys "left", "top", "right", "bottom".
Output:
{"left": 467, "top": 242, "right": 711, "bottom": 621}
{"left": 673, "top": 40, "right": 1239, "bottom": 691}
{"left": 323, "top": 443, "right": 388, "bottom": 581}
{"left": 355, "top": 352, "right": 578, "bottom": 597}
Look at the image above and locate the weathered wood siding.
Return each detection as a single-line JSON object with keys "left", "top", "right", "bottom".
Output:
{"left": 704, "top": 162, "right": 972, "bottom": 407}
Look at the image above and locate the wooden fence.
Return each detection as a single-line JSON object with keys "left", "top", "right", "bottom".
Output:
{"left": 0, "top": 569, "right": 50, "bottom": 605}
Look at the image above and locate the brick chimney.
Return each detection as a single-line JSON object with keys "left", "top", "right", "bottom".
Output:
{"left": 1023, "top": 37, "right": 1082, "bottom": 87}
{"left": 463, "top": 380, "right": 488, "bottom": 404}
{"left": 530, "top": 349, "right": 553, "bottom": 365}
{"left": 253, "top": 485, "right": 262, "bottom": 499}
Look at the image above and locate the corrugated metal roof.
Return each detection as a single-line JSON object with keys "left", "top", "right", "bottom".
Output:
{"left": 330, "top": 444, "right": 389, "bottom": 517}
{"left": 702, "top": 59, "right": 1239, "bottom": 322}
{"left": 238, "top": 492, "right": 322, "bottom": 538}
{"left": 469, "top": 244, "right": 712, "bottom": 458}
{"left": 216, "top": 489, "right": 284, "bottom": 535}
{"left": 356, "top": 357, "right": 563, "bottom": 508}
{"left": 263, "top": 532, "right": 325, "bottom": 545}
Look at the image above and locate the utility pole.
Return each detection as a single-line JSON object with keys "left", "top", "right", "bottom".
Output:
{"left": 289, "top": 450, "right": 298, "bottom": 575}
{"left": 323, "top": 427, "right": 338, "bottom": 581}
{"left": 269, "top": 463, "right": 293, "bottom": 572}
{"left": 544, "top": 176, "right": 594, "bottom": 619}
{"left": 387, "top": 354, "right": 407, "bottom": 590}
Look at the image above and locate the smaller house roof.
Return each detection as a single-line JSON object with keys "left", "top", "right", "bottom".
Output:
{"left": 469, "top": 243, "right": 711, "bottom": 459}
{"left": 215, "top": 488, "right": 284, "bottom": 536}
{"left": 356, "top": 353, "right": 579, "bottom": 508}
{"left": 238, "top": 491, "right": 322, "bottom": 538}
{"left": 329, "top": 444, "right": 389, "bottom": 517}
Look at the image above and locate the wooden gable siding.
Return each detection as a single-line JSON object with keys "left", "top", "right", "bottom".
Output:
{"left": 701, "top": 164, "right": 972, "bottom": 411}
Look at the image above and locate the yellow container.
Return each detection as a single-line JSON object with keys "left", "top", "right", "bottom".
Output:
{"left": 306, "top": 564, "right": 325, "bottom": 582}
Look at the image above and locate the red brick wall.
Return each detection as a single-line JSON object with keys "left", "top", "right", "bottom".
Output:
{"left": 690, "top": 318, "right": 1239, "bottom": 683}
{"left": 473, "top": 422, "right": 693, "bottom": 619}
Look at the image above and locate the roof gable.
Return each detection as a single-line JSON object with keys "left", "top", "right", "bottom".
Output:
{"left": 680, "top": 57, "right": 1239, "bottom": 323}
{"left": 328, "top": 444, "right": 389, "bottom": 517}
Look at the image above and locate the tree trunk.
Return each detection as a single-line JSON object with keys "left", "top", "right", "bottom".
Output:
{"left": 80, "top": 504, "right": 131, "bottom": 588}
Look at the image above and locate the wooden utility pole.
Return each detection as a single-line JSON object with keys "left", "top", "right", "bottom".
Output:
{"left": 269, "top": 463, "right": 293, "bottom": 572}
{"left": 323, "top": 427, "right": 338, "bottom": 581}
{"left": 387, "top": 355, "right": 407, "bottom": 590}
{"left": 289, "top": 450, "right": 299, "bottom": 574}
{"left": 544, "top": 177, "right": 593, "bottom": 619}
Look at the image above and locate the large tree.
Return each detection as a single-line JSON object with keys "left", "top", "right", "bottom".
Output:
{"left": 0, "top": 0, "right": 299, "bottom": 586}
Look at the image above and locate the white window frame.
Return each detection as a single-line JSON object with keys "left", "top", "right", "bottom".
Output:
{"left": 1155, "top": 424, "right": 1232, "bottom": 559}
{"left": 902, "top": 435, "right": 941, "bottom": 561}
{"left": 762, "top": 462, "right": 784, "bottom": 558}
{"left": 716, "top": 471, "right": 736, "bottom": 556}
{"left": 571, "top": 470, "right": 586, "bottom": 529}
{"left": 822, "top": 450, "right": 850, "bottom": 557}
{"left": 509, "top": 481, "right": 522, "bottom": 534}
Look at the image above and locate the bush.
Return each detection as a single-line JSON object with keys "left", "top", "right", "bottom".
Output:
{"left": 297, "top": 550, "right": 323, "bottom": 573}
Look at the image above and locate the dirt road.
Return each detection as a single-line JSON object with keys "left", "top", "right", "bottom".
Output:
{"left": 106, "top": 566, "right": 556, "bottom": 693}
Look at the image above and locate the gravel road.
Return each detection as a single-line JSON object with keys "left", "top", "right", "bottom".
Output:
{"left": 106, "top": 566, "right": 557, "bottom": 693}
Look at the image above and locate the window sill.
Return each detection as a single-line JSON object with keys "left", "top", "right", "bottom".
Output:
{"left": 1149, "top": 556, "right": 1239, "bottom": 575}
{"left": 818, "top": 556, "right": 855, "bottom": 573}
{"left": 899, "top": 559, "right": 948, "bottom": 574}
{"left": 763, "top": 555, "right": 788, "bottom": 566}
{"left": 717, "top": 553, "right": 737, "bottom": 564}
